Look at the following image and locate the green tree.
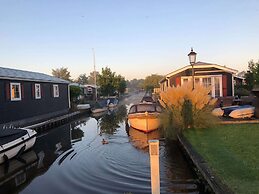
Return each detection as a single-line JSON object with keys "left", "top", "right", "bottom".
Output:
{"left": 88, "top": 71, "right": 100, "bottom": 85}
{"left": 98, "top": 67, "right": 116, "bottom": 96}
{"left": 126, "top": 79, "right": 144, "bottom": 92}
{"left": 52, "top": 67, "right": 71, "bottom": 81}
{"left": 143, "top": 74, "right": 163, "bottom": 91}
{"left": 115, "top": 75, "right": 126, "bottom": 96}
{"left": 245, "top": 60, "right": 259, "bottom": 90}
{"left": 76, "top": 74, "right": 88, "bottom": 85}
{"left": 69, "top": 85, "right": 81, "bottom": 102}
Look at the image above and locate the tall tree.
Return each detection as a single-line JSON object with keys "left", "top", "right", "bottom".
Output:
{"left": 98, "top": 67, "right": 116, "bottom": 96}
{"left": 143, "top": 74, "right": 163, "bottom": 91}
{"left": 115, "top": 75, "right": 127, "bottom": 96}
{"left": 76, "top": 74, "right": 88, "bottom": 85}
{"left": 88, "top": 71, "right": 100, "bottom": 85}
{"left": 127, "top": 79, "right": 144, "bottom": 92}
{"left": 52, "top": 67, "right": 71, "bottom": 81}
{"left": 245, "top": 60, "right": 259, "bottom": 90}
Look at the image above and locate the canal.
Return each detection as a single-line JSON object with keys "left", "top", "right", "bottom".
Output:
{"left": 0, "top": 93, "right": 204, "bottom": 194}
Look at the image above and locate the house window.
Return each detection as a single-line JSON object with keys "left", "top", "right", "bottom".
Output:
{"left": 11, "top": 83, "right": 21, "bottom": 101}
{"left": 53, "top": 85, "right": 59, "bottom": 97}
{"left": 183, "top": 78, "right": 189, "bottom": 84}
{"left": 35, "top": 84, "right": 41, "bottom": 99}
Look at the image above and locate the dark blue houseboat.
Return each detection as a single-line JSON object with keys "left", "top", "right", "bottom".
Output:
{"left": 0, "top": 67, "right": 70, "bottom": 127}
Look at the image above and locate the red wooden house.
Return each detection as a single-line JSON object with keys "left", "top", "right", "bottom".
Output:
{"left": 159, "top": 62, "right": 239, "bottom": 98}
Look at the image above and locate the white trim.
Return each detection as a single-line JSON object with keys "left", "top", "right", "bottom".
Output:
{"left": 0, "top": 76, "right": 69, "bottom": 84}
{"left": 181, "top": 75, "right": 223, "bottom": 97}
{"left": 165, "top": 62, "right": 238, "bottom": 79}
{"left": 53, "top": 84, "right": 59, "bottom": 98}
{"left": 68, "top": 84, "right": 71, "bottom": 109}
{"left": 234, "top": 75, "right": 235, "bottom": 96}
{"left": 10, "top": 82, "right": 21, "bottom": 101}
{"left": 35, "top": 84, "right": 41, "bottom": 99}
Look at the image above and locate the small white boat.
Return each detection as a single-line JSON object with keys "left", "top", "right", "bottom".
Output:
{"left": 212, "top": 105, "right": 255, "bottom": 118}
{"left": 229, "top": 105, "right": 255, "bottom": 118}
{"left": 91, "top": 107, "right": 108, "bottom": 114}
{"left": 77, "top": 104, "right": 91, "bottom": 111}
{"left": 212, "top": 105, "right": 239, "bottom": 117}
{"left": 128, "top": 103, "right": 162, "bottom": 133}
{"left": 0, "top": 128, "right": 37, "bottom": 164}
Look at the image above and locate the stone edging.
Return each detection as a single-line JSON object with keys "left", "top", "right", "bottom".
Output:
{"left": 177, "top": 134, "right": 234, "bottom": 194}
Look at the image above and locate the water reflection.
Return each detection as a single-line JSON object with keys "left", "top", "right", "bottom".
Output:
{"left": 98, "top": 105, "right": 127, "bottom": 135}
{"left": 0, "top": 150, "right": 38, "bottom": 194}
{"left": 129, "top": 127, "right": 160, "bottom": 152}
{"left": 0, "top": 99, "right": 204, "bottom": 194}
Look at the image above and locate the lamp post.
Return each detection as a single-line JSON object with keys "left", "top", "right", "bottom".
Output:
{"left": 188, "top": 48, "right": 197, "bottom": 90}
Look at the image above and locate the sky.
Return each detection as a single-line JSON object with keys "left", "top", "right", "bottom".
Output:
{"left": 0, "top": 0, "right": 259, "bottom": 80}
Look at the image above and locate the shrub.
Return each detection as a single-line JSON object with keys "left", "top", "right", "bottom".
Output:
{"left": 70, "top": 85, "right": 82, "bottom": 102}
{"left": 159, "top": 83, "right": 218, "bottom": 139}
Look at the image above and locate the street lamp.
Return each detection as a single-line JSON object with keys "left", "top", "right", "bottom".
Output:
{"left": 188, "top": 48, "right": 197, "bottom": 90}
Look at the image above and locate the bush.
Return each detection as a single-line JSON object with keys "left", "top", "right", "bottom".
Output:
{"left": 159, "top": 83, "right": 218, "bottom": 139}
{"left": 70, "top": 85, "right": 82, "bottom": 102}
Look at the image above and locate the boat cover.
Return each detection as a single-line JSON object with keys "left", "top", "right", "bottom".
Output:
{"left": 0, "top": 128, "right": 27, "bottom": 146}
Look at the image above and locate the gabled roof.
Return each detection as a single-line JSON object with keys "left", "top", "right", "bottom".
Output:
{"left": 165, "top": 61, "right": 238, "bottom": 79}
{"left": 0, "top": 66, "right": 70, "bottom": 84}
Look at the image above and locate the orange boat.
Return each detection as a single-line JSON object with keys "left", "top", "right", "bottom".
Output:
{"left": 128, "top": 103, "right": 162, "bottom": 133}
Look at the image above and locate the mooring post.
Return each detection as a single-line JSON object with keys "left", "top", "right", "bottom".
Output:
{"left": 149, "top": 140, "right": 160, "bottom": 194}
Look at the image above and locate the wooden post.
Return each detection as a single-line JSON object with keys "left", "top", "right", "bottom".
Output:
{"left": 149, "top": 140, "right": 160, "bottom": 194}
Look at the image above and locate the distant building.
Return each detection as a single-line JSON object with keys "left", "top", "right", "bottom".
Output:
{"left": 159, "top": 62, "right": 239, "bottom": 97}
{"left": 69, "top": 83, "right": 98, "bottom": 101}
{"left": 0, "top": 67, "right": 70, "bottom": 127}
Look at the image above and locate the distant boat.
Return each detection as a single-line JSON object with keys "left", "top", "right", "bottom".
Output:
{"left": 91, "top": 107, "right": 108, "bottom": 114}
{"left": 0, "top": 128, "right": 37, "bottom": 164}
{"left": 128, "top": 103, "right": 162, "bottom": 133}
{"left": 77, "top": 104, "right": 91, "bottom": 112}
{"left": 141, "top": 96, "right": 155, "bottom": 103}
{"left": 107, "top": 97, "right": 119, "bottom": 109}
{"left": 91, "top": 100, "right": 108, "bottom": 114}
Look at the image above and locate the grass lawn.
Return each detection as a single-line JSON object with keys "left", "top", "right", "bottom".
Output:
{"left": 184, "top": 124, "right": 259, "bottom": 194}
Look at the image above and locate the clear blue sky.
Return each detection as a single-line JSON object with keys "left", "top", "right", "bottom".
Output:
{"left": 0, "top": 0, "right": 259, "bottom": 80}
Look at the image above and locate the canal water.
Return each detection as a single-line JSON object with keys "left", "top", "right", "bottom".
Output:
{"left": 0, "top": 93, "right": 202, "bottom": 194}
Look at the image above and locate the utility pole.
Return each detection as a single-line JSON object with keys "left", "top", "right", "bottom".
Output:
{"left": 92, "top": 48, "right": 97, "bottom": 101}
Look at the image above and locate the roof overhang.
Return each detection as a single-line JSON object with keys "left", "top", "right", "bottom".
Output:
{"left": 164, "top": 62, "right": 238, "bottom": 79}
{"left": 0, "top": 76, "right": 70, "bottom": 84}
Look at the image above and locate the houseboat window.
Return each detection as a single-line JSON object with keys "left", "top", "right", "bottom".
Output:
{"left": 10, "top": 83, "right": 21, "bottom": 101}
{"left": 53, "top": 85, "right": 59, "bottom": 97}
{"left": 35, "top": 84, "right": 41, "bottom": 99}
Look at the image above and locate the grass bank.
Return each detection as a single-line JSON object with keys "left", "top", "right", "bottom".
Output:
{"left": 184, "top": 124, "right": 259, "bottom": 194}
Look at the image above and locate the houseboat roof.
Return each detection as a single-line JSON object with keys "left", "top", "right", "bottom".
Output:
{"left": 160, "top": 61, "right": 238, "bottom": 83}
{"left": 0, "top": 67, "right": 70, "bottom": 84}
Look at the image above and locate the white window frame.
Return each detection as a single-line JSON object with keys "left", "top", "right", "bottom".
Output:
{"left": 181, "top": 75, "right": 223, "bottom": 97}
{"left": 53, "top": 84, "right": 59, "bottom": 98}
{"left": 10, "top": 83, "right": 21, "bottom": 101}
{"left": 35, "top": 84, "right": 41, "bottom": 99}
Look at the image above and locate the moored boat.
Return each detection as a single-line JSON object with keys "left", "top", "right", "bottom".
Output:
{"left": 228, "top": 105, "right": 255, "bottom": 118}
{"left": 128, "top": 103, "right": 162, "bottom": 133}
{"left": 77, "top": 104, "right": 91, "bottom": 111}
{"left": 0, "top": 128, "right": 37, "bottom": 164}
{"left": 212, "top": 105, "right": 255, "bottom": 118}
